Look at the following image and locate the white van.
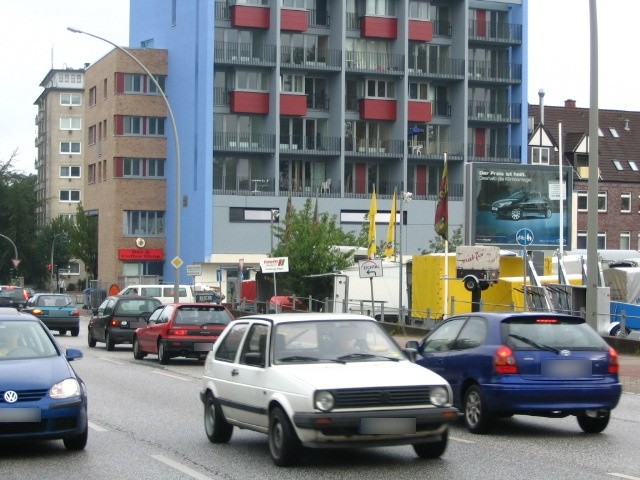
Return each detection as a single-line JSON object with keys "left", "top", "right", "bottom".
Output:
{"left": 118, "top": 284, "right": 195, "bottom": 304}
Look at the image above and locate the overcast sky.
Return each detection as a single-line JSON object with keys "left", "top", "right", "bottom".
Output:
{"left": 1, "top": 0, "right": 636, "bottom": 174}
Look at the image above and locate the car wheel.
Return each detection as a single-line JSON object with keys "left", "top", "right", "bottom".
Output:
{"left": 63, "top": 419, "right": 88, "bottom": 451}
{"left": 87, "top": 329, "right": 96, "bottom": 348}
{"left": 463, "top": 277, "right": 478, "bottom": 292}
{"left": 105, "top": 330, "right": 115, "bottom": 351}
{"left": 133, "top": 337, "right": 146, "bottom": 360}
{"left": 463, "top": 385, "right": 492, "bottom": 434}
{"left": 510, "top": 208, "right": 522, "bottom": 221}
{"left": 413, "top": 430, "right": 448, "bottom": 459}
{"left": 545, "top": 207, "right": 552, "bottom": 218}
{"left": 71, "top": 327, "right": 80, "bottom": 337}
{"left": 158, "top": 340, "right": 170, "bottom": 365}
{"left": 610, "top": 325, "right": 631, "bottom": 338}
{"left": 268, "top": 406, "right": 303, "bottom": 467}
{"left": 59, "top": 330, "right": 67, "bottom": 336}
{"left": 204, "top": 392, "right": 233, "bottom": 443}
{"left": 577, "top": 410, "right": 610, "bottom": 433}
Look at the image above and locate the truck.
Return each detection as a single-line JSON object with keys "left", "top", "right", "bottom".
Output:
{"left": 455, "top": 246, "right": 501, "bottom": 291}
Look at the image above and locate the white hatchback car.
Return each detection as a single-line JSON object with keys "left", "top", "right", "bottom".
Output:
{"left": 200, "top": 313, "right": 458, "bottom": 466}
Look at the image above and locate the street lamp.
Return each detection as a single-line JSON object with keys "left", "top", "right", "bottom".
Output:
{"left": 50, "top": 233, "right": 66, "bottom": 292}
{"left": 0, "top": 233, "right": 19, "bottom": 284}
{"left": 67, "top": 27, "right": 182, "bottom": 302}
{"left": 270, "top": 209, "right": 279, "bottom": 256}
{"left": 398, "top": 191, "right": 412, "bottom": 323}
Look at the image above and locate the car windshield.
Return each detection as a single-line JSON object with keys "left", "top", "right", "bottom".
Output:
{"left": 35, "top": 295, "right": 75, "bottom": 307}
{"left": 273, "top": 320, "right": 405, "bottom": 364}
{"left": 175, "top": 306, "right": 231, "bottom": 325}
{"left": 115, "top": 299, "right": 160, "bottom": 315}
{"left": 502, "top": 316, "right": 608, "bottom": 351}
{"left": 0, "top": 321, "right": 59, "bottom": 360}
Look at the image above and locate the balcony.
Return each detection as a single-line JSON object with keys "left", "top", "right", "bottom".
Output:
{"left": 345, "top": 139, "right": 404, "bottom": 157}
{"left": 359, "top": 98, "right": 397, "bottom": 121}
{"left": 408, "top": 19, "right": 434, "bottom": 42}
{"left": 408, "top": 180, "right": 464, "bottom": 201}
{"left": 468, "top": 20, "right": 522, "bottom": 45}
{"left": 214, "top": 132, "right": 276, "bottom": 153}
{"left": 307, "top": 92, "right": 329, "bottom": 111}
{"left": 230, "top": 4, "right": 270, "bottom": 29}
{"left": 214, "top": 1, "right": 229, "bottom": 21}
{"left": 230, "top": 91, "right": 269, "bottom": 114}
{"left": 214, "top": 87, "right": 229, "bottom": 107}
{"left": 279, "top": 135, "right": 341, "bottom": 155}
{"left": 468, "top": 143, "right": 521, "bottom": 163}
{"left": 308, "top": 9, "right": 329, "bottom": 28}
{"left": 360, "top": 16, "right": 398, "bottom": 39}
{"left": 408, "top": 101, "right": 432, "bottom": 123}
{"left": 468, "top": 60, "right": 522, "bottom": 84}
{"left": 214, "top": 41, "right": 277, "bottom": 67}
{"left": 280, "top": 46, "right": 341, "bottom": 71}
{"left": 281, "top": 8, "right": 308, "bottom": 31}
{"left": 345, "top": 51, "right": 404, "bottom": 75}
{"left": 280, "top": 177, "right": 342, "bottom": 197}
{"left": 407, "top": 141, "right": 465, "bottom": 160}
{"left": 468, "top": 101, "right": 522, "bottom": 123}
{"left": 407, "top": 57, "right": 465, "bottom": 80}
{"left": 280, "top": 93, "right": 307, "bottom": 116}
{"left": 214, "top": 175, "right": 275, "bottom": 196}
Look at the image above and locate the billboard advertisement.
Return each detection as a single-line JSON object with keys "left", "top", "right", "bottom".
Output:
{"left": 469, "top": 163, "right": 572, "bottom": 249}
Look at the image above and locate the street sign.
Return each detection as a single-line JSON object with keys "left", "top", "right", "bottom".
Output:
{"left": 186, "top": 264, "right": 202, "bottom": 276}
{"left": 516, "top": 228, "right": 534, "bottom": 246}
{"left": 216, "top": 268, "right": 222, "bottom": 282}
{"left": 260, "top": 257, "right": 289, "bottom": 273}
{"left": 11, "top": 259, "right": 21, "bottom": 268}
{"left": 171, "top": 256, "right": 184, "bottom": 269}
{"left": 358, "top": 259, "right": 383, "bottom": 278}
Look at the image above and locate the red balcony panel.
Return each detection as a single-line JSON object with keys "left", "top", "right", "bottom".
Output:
{"left": 281, "top": 9, "right": 308, "bottom": 31}
{"left": 361, "top": 16, "right": 397, "bottom": 39}
{"left": 359, "top": 99, "right": 397, "bottom": 121}
{"left": 230, "top": 91, "right": 269, "bottom": 114}
{"left": 408, "top": 101, "right": 432, "bottom": 122}
{"left": 416, "top": 165, "right": 427, "bottom": 196}
{"left": 230, "top": 5, "right": 270, "bottom": 29}
{"left": 408, "top": 20, "right": 433, "bottom": 41}
{"left": 280, "top": 93, "right": 307, "bottom": 116}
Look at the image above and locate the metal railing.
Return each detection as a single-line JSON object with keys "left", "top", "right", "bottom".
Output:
{"left": 467, "top": 101, "right": 522, "bottom": 123}
{"left": 280, "top": 46, "right": 342, "bottom": 69}
{"left": 214, "top": 41, "right": 277, "bottom": 66}
{"left": 467, "top": 143, "right": 522, "bottom": 163}
{"left": 214, "top": 131, "right": 276, "bottom": 152}
{"left": 407, "top": 57, "right": 465, "bottom": 79}
{"left": 468, "top": 60, "right": 522, "bottom": 83}
{"left": 468, "top": 20, "right": 522, "bottom": 44}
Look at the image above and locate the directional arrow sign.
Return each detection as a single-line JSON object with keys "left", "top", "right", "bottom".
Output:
{"left": 11, "top": 259, "right": 21, "bottom": 269}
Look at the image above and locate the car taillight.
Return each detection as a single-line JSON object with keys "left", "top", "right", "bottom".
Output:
{"left": 608, "top": 347, "right": 619, "bottom": 375}
{"left": 32, "top": 308, "right": 44, "bottom": 315}
{"left": 110, "top": 319, "right": 122, "bottom": 327}
{"left": 494, "top": 345, "right": 518, "bottom": 374}
{"left": 170, "top": 329, "right": 188, "bottom": 336}
{"left": 71, "top": 310, "right": 80, "bottom": 317}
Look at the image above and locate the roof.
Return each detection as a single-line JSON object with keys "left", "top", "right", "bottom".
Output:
{"left": 529, "top": 102, "right": 640, "bottom": 182}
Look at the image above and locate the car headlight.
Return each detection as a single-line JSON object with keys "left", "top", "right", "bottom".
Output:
{"left": 430, "top": 386, "right": 449, "bottom": 407}
{"left": 314, "top": 390, "right": 335, "bottom": 411}
{"left": 50, "top": 378, "right": 81, "bottom": 399}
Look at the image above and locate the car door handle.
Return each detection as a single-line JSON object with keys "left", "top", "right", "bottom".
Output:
{"left": 231, "top": 369, "right": 239, "bottom": 377}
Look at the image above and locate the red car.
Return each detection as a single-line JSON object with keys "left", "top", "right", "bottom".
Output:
{"left": 132, "top": 303, "right": 234, "bottom": 364}
{"left": 267, "top": 295, "right": 307, "bottom": 313}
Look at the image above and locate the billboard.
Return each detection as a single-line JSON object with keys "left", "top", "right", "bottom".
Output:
{"left": 468, "top": 163, "right": 572, "bottom": 249}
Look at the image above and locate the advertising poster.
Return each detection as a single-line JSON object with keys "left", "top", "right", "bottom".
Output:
{"left": 471, "top": 163, "right": 572, "bottom": 249}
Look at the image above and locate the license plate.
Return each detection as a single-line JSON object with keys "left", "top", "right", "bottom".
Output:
{"left": 194, "top": 342, "right": 214, "bottom": 352}
{"left": 542, "top": 359, "right": 591, "bottom": 378}
{"left": 0, "top": 408, "right": 41, "bottom": 423}
{"left": 360, "top": 417, "right": 416, "bottom": 434}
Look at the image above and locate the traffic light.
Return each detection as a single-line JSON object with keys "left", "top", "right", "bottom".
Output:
{"left": 47, "top": 263, "right": 52, "bottom": 272}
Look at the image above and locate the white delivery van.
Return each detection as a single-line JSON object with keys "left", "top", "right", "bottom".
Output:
{"left": 118, "top": 284, "right": 195, "bottom": 304}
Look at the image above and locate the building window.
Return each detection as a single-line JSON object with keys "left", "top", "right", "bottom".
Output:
{"left": 60, "top": 117, "right": 82, "bottom": 130}
{"left": 124, "top": 73, "right": 144, "bottom": 93}
{"left": 609, "top": 127, "right": 619, "bottom": 138}
{"left": 60, "top": 166, "right": 81, "bottom": 178}
{"left": 597, "top": 192, "right": 607, "bottom": 212}
{"left": 531, "top": 146, "right": 550, "bottom": 165}
{"left": 366, "top": 79, "right": 395, "bottom": 99}
{"left": 60, "top": 190, "right": 81, "bottom": 202}
{"left": 629, "top": 160, "right": 638, "bottom": 171}
{"left": 229, "top": 207, "right": 280, "bottom": 222}
{"left": 621, "top": 193, "right": 631, "bottom": 213}
{"left": 89, "top": 87, "right": 97, "bottom": 107}
{"left": 88, "top": 125, "right": 97, "bottom": 145}
{"left": 88, "top": 164, "right": 96, "bottom": 184}
{"left": 282, "top": 0, "right": 305, "bottom": 7}
{"left": 620, "top": 232, "right": 631, "bottom": 250}
{"left": 147, "top": 117, "right": 165, "bottom": 136}
{"left": 364, "top": 0, "right": 395, "bottom": 16}
{"left": 60, "top": 142, "right": 81, "bottom": 154}
{"left": 613, "top": 159, "right": 623, "bottom": 170}
{"left": 124, "top": 116, "right": 142, "bottom": 135}
{"left": 577, "top": 191, "right": 587, "bottom": 211}
{"left": 409, "top": 0, "right": 430, "bottom": 20}
{"left": 124, "top": 211, "right": 165, "bottom": 236}
{"left": 103, "top": 78, "right": 108, "bottom": 99}
{"left": 121, "top": 116, "right": 165, "bottom": 136}
{"left": 577, "top": 231, "right": 586, "bottom": 249}
{"left": 408, "top": 81, "right": 429, "bottom": 100}
{"left": 60, "top": 93, "right": 82, "bottom": 106}
{"left": 281, "top": 74, "right": 304, "bottom": 93}
{"left": 236, "top": 71, "right": 269, "bottom": 91}
{"left": 120, "top": 158, "right": 166, "bottom": 178}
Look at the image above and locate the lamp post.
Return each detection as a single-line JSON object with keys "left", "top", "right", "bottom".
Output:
{"left": 67, "top": 27, "right": 182, "bottom": 303}
{"left": 50, "top": 233, "right": 66, "bottom": 292}
{"left": 398, "top": 191, "right": 412, "bottom": 323}
{"left": 270, "top": 209, "right": 280, "bottom": 256}
{"left": 0, "top": 233, "right": 19, "bottom": 284}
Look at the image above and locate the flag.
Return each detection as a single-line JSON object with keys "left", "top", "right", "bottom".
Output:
{"left": 367, "top": 187, "right": 377, "bottom": 258}
{"left": 384, "top": 190, "right": 396, "bottom": 257}
{"left": 434, "top": 159, "right": 448, "bottom": 240}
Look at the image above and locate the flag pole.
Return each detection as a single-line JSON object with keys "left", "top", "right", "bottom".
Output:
{"left": 443, "top": 153, "right": 449, "bottom": 319}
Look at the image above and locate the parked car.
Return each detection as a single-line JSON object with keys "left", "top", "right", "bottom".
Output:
{"left": 0, "top": 310, "right": 88, "bottom": 450}
{"left": 23, "top": 293, "right": 80, "bottom": 336}
{"left": 491, "top": 191, "right": 552, "bottom": 220}
{"left": 118, "top": 284, "right": 196, "bottom": 304}
{"left": 267, "top": 295, "right": 306, "bottom": 313}
{"left": 0, "top": 286, "right": 30, "bottom": 310}
{"left": 87, "top": 296, "right": 162, "bottom": 351}
{"left": 201, "top": 313, "right": 458, "bottom": 466}
{"left": 133, "top": 303, "right": 234, "bottom": 364}
{"left": 406, "top": 312, "right": 622, "bottom": 434}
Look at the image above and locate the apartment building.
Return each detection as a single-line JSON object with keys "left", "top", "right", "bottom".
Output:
{"left": 34, "top": 68, "right": 87, "bottom": 282}
{"left": 82, "top": 49, "right": 169, "bottom": 283}
{"left": 79, "top": 0, "right": 527, "bottom": 293}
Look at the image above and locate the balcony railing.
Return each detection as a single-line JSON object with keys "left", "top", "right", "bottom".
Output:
{"left": 468, "top": 101, "right": 521, "bottom": 123}
{"left": 280, "top": 46, "right": 341, "bottom": 70}
{"left": 214, "top": 1, "right": 229, "bottom": 21}
{"left": 408, "top": 141, "right": 465, "bottom": 159}
{"left": 467, "top": 144, "right": 521, "bottom": 163}
{"left": 308, "top": 9, "right": 329, "bottom": 27}
{"left": 214, "top": 176, "right": 275, "bottom": 195}
{"left": 468, "top": 60, "right": 522, "bottom": 83}
{"left": 307, "top": 92, "right": 329, "bottom": 110}
{"left": 279, "top": 135, "right": 341, "bottom": 155}
{"left": 214, "top": 87, "right": 230, "bottom": 106}
{"left": 346, "top": 12, "right": 360, "bottom": 30}
{"left": 214, "top": 132, "right": 276, "bottom": 152}
{"left": 432, "top": 100, "right": 451, "bottom": 117}
{"left": 433, "top": 20, "right": 452, "bottom": 37}
{"left": 214, "top": 41, "right": 277, "bottom": 66}
{"left": 279, "top": 178, "right": 341, "bottom": 196}
{"left": 468, "top": 20, "right": 522, "bottom": 44}
{"left": 344, "top": 138, "right": 404, "bottom": 156}
{"left": 408, "top": 181, "right": 464, "bottom": 201}
{"left": 345, "top": 52, "right": 404, "bottom": 74}
{"left": 407, "top": 57, "right": 465, "bottom": 79}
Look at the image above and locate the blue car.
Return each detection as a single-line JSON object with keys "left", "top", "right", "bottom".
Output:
{"left": 23, "top": 293, "right": 81, "bottom": 337}
{"left": 0, "top": 309, "right": 88, "bottom": 450}
{"left": 407, "top": 312, "right": 621, "bottom": 434}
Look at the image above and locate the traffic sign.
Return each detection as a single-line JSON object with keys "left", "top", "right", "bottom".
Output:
{"left": 11, "top": 258, "right": 20, "bottom": 268}
{"left": 516, "top": 228, "right": 534, "bottom": 246}
{"left": 358, "top": 259, "right": 383, "bottom": 278}
{"left": 186, "top": 264, "right": 202, "bottom": 276}
{"left": 171, "top": 256, "right": 184, "bottom": 269}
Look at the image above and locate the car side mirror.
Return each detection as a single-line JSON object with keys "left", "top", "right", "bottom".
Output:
{"left": 403, "top": 347, "right": 418, "bottom": 362}
{"left": 243, "top": 352, "right": 264, "bottom": 367}
{"left": 65, "top": 348, "right": 83, "bottom": 361}
{"left": 405, "top": 340, "right": 419, "bottom": 350}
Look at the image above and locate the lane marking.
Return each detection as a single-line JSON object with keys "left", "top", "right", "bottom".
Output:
{"left": 88, "top": 421, "right": 108, "bottom": 432}
{"left": 151, "top": 370, "right": 191, "bottom": 381}
{"left": 151, "top": 454, "right": 213, "bottom": 480}
{"left": 449, "top": 435, "right": 476, "bottom": 444}
{"left": 607, "top": 474, "right": 640, "bottom": 480}
{"left": 98, "top": 356, "right": 125, "bottom": 365}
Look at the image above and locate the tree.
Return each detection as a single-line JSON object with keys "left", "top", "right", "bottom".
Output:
{"left": 422, "top": 225, "right": 464, "bottom": 254}
{"left": 271, "top": 198, "right": 360, "bottom": 303}
{"left": 68, "top": 204, "right": 98, "bottom": 279}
